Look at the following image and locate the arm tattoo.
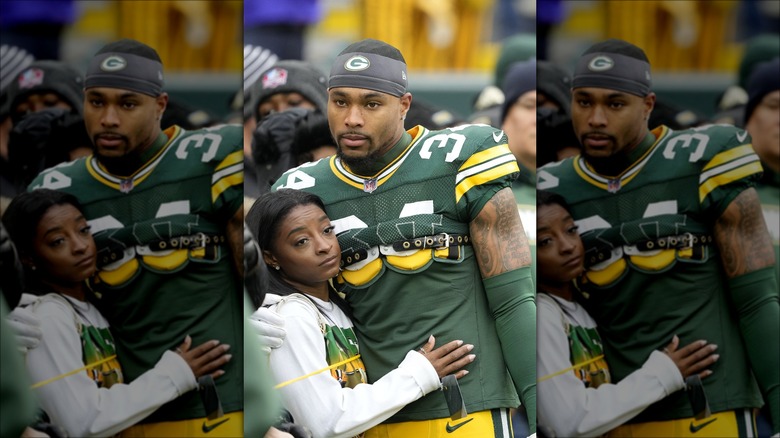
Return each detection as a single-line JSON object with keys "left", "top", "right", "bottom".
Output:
{"left": 714, "top": 188, "right": 776, "bottom": 278}
{"left": 470, "top": 188, "right": 532, "bottom": 278}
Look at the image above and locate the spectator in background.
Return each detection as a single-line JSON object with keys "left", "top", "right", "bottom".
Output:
{"left": 251, "top": 108, "right": 336, "bottom": 197}
{"left": 469, "top": 33, "right": 535, "bottom": 128}
{"left": 0, "top": 0, "right": 76, "bottom": 60}
{"left": 499, "top": 58, "right": 537, "bottom": 438}
{"left": 243, "top": 0, "right": 321, "bottom": 60}
{"left": 1, "top": 44, "right": 34, "bottom": 209}
{"left": 536, "top": 60, "right": 580, "bottom": 167}
{"left": 713, "top": 33, "right": 779, "bottom": 127}
{"left": 245, "top": 60, "right": 329, "bottom": 200}
{"left": 4, "top": 60, "right": 91, "bottom": 197}
{"left": 744, "top": 57, "right": 780, "bottom": 285}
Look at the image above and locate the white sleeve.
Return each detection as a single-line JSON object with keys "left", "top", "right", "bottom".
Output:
{"left": 26, "top": 302, "right": 197, "bottom": 438}
{"left": 537, "top": 298, "right": 685, "bottom": 438}
{"left": 269, "top": 302, "right": 441, "bottom": 438}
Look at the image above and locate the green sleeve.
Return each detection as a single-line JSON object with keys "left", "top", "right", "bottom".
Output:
{"left": 483, "top": 266, "right": 537, "bottom": 433}
{"left": 728, "top": 267, "right": 780, "bottom": 434}
{"left": 0, "top": 297, "right": 36, "bottom": 438}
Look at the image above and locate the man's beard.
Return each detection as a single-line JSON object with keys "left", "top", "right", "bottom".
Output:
{"left": 337, "top": 148, "right": 384, "bottom": 176}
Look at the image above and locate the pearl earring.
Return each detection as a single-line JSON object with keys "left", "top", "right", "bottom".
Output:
{"left": 273, "top": 265, "right": 280, "bottom": 271}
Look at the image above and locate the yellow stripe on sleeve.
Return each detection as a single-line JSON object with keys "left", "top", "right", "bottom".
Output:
{"left": 455, "top": 162, "right": 518, "bottom": 204}
{"left": 215, "top": 150, "right": 243, "bottom": 171}
{"left": 699, "top": 161, "right": 763, "bottom": 202}
{"left": 459, "top": 144, "right": 512, "bottom": 171}
{"left": 212, "top": 172, "right": 243, "bottom": 203}
{"left": 702, "top": 144, "right": 757, "bottom": 172}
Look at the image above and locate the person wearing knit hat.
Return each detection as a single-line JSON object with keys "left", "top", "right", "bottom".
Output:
{"left": 29, "top": 38, "right": 244, "bottom": 436}
{"left": 250, "top": 60, "right": 327, "bottom": 122}
{"left": 536, "top": 60, "right": 580, "bottom": 167}
{"left": 499, "top": 59, "right": 538, "bottom": 305}
{"left": 8, "top": 60, "right": 84, "bottom": 121}
{"left": 744, "top": 57, "right": 780, "bottom": 287}
{"left": 501, "top": 59, "right": 536, "bottom": 170}
{"left": 271, "top": 38, "right": 537, "bottom": 437}
{"left": 540, "top": 38, "right": 779, "bottom": 437}
{"left": 4, "top": 60, "right": 91, "bottom": 198}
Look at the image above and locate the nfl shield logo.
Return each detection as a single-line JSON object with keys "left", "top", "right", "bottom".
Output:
{"left": 363, "top": 179, "right": 377, "bottom": 193}
{"left": 18, "top": 68, "right": 44, "bottom": 89}
{"left": 607, "top": 179, "right": 621, "bottom": 193}
{"left": 119, "top": 179, "right": 134, "bottom": 193}
{"left": 262, "top": 68, "right": 288, "bottom": 89}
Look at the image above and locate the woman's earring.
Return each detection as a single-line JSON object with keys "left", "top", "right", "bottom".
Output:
{"left": 273, "top": 265, "right": 280, "bottom": 271}
{"left": 31, "top": 265, "right": 37, "bottom": 271}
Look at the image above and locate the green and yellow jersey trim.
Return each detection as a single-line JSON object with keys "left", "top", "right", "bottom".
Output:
{"left": 574, "top": 125, "right": 669, "bottom": 191}
{"left": 330, "top": 126, "right": 426, "bottom": 190}
{"left": 212, "top": 150, "right": 243, "bottom": 203}
{"left": 699, "top": 144, "right": 762, "bottom": 202}
{"left": 86, "top": 126, "right": 180, "bottom": 191}
{"left": 455, "top": 143, "right": 518, "bottom": 204}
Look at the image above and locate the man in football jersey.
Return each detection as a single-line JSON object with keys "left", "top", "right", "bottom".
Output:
{"left": 538, "top": 39, "right": 779, "bottom": 436}
{"left": 273, "top": 38, "right": 536, "bottom": 437}
{"left": 28, "top": 39, "right": 244, "bottom": 436}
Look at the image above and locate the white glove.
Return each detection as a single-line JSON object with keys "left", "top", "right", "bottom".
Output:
{"left": 7, "top": 304, "right": 42, "bottom": 352}
{"left": 249, "top": 307, "right": 286, "bottom": 355}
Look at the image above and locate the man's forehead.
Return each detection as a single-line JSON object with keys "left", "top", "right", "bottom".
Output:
{"left": 329, "top": 87, "right": 394, "bottom": 99}
{"left": 85, "top": 87, "right": 145, "bottom": 98}
{"left": 573, "top": 87, "right": 634, "bottom": 98}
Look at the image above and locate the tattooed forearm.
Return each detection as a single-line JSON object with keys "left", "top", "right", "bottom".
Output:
{"left": 470, "top": 188, "right": 532, "bottom": 278}
{"left": 714, "top": 188, "right": 776, "bottom": 278}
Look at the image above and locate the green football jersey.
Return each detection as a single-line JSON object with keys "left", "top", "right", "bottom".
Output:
{"left": 539, "top": 125, "right": 765, "bottom": 422}
{"left": 273, "top": 124, "right": 522, "bottom": 422}
{"left": 29, "top": 125, "right": 244, "bottom": 422}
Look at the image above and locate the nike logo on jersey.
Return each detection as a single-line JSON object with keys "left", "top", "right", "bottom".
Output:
{"left": 446, "top": 417, "right": 473, "bottom": 433}
{"left": 492, "top": 131, "right": 504, "bottom": 143}
{"left": 689, "top": 417, "right": 717, "bottom": 433}
{"left": 202, "top": 417, "right": 230, "bottom": 433}
{"left": 736, "top": 131, "right": 748, "bottom": 143}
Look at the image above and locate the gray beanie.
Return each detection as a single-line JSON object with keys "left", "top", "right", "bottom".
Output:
{"left": 250, "top": 60, "right": 328, "bottom": 121}
{"left": 7, "top": 60, "right": 84, "bottom": 119}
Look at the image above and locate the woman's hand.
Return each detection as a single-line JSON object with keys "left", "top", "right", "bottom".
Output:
{"left": 175, "top": 335, "right": 232, "bottom": 379}
{"left": 662, "top": 335, "right": 719, "bottom": 379}
{"left": 418, "top": 335, "right": 475, "bottom": 379}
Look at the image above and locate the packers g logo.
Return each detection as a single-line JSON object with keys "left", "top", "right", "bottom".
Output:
{"left": 588, "top": 56, "right": 614, "bottom": 72}
{"left": 101, "top": 56, "right": 127, "bottom": 72}
{"left": 344, "top": 56, "right": 370, "bottom": 71}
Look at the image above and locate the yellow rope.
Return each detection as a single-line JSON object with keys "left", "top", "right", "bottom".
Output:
{"left": 537, "top": 354, "right": 605, "bottom": 383}
{"left": 275, "top": 354, "right": 361, "bottom": 389}
{"left": 31, "top": 355, "right": 118, "bottom": 389}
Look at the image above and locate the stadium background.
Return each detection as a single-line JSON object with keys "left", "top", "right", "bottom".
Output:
{"left": 15, "top": 0, "right": 778, "bottom": 122}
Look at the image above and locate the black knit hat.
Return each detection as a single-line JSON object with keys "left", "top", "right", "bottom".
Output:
{"left": 249, "top": 60, "right": 327, "bottom": 121}
{"left": 573, "top": 39, "right": 652, "bottom": 97}
{"left": 501, "top": 59, "right": 536, "bottom": 123}
{"left": 745, "top": 57, "right": 780, "bottom": 124}
{"left": 7, "top": 60, "right": 84, "bottom": 119}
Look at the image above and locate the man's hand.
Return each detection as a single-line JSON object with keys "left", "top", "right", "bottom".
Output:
{"left": 249, "top": 307, "right": 286, "bottom": 355}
